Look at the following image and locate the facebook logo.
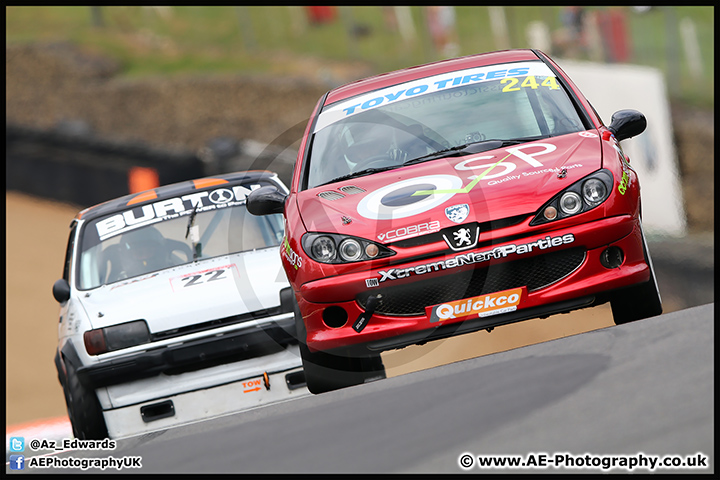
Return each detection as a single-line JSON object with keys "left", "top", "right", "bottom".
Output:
{"left": 9, "top": 436, "right": 25, "bottom": 452}
{"left": 9, "top": 455, "right": 25, "bottom": 470}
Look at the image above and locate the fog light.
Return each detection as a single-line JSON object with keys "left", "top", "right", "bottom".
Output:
{"left": 543, "top": 206, "right": 558, "bottom": 221}
{"left": 322, "top": 306, "right": 348, "bottom": 328}
{"left": 104, "top": 320, "right": 151, "bottom": 351}
{"left": 84, "top": 320, "right": 150, "bottom": 355}
{"left": 600, "top": 246, "right": 624, "bottom": 269}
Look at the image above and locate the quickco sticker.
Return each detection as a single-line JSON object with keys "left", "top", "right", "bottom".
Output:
{"left": 427, "top": 287, "right": 525, "bottom": 323}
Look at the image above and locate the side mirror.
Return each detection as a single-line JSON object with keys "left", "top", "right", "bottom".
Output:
{"left": 52, "top": 279, "right": 71, "bottom": 303}
{"left": 247, "top": 186, "right": 287, "bottom": 216}
{"left": 608, "top": 109, "right": 647, "bottom": 142}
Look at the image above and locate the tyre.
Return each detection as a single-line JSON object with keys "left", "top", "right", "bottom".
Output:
{"left": 295, "top": 302, "right": 385, "bottom": 394}
{"left": 611, "top": 222, "right": 663, "bottom": 325}
{"left": 63, "top": 361, "right": 109, "bottom": 439}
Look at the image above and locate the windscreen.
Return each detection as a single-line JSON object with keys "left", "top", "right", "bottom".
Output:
{"left": 76, "top": 186, "right": 284, "bottom": 290}
{"left": 306, "top": 61, "right": 585, "bottom": 189}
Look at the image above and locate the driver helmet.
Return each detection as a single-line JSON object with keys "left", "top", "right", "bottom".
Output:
{"left": 120, "top": 227, "right": 165, "bottom": 265}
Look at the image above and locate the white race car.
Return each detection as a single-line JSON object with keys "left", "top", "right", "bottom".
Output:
{"left": 53, "top": 171, "right": 307, "bottom": 439}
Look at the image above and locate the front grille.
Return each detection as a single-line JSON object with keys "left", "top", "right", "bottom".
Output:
{"left": 356, "top": 247, "right": 586, "bottom": 316}
{"left": 151, "top": 307, "right": 283, "bottom": 341}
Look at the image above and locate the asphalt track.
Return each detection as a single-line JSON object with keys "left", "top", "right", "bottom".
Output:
{"left": 19, "top": 302, "right": 713, "bottom": 474}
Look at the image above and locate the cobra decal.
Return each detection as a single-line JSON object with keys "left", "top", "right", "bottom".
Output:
{"left": 377, "top": 220, "right": 442, "bottom": 242}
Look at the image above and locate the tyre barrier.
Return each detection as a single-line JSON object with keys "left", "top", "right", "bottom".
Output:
{"left": 6, "top": 124, "right": 203, "bottom": 208}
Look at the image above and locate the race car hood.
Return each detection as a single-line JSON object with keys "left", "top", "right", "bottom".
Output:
{"left": 77, "top": 248, "right": 289, "bottom": 333}
{"left": 297, "top": 133, "right": 603, "bottom": 238}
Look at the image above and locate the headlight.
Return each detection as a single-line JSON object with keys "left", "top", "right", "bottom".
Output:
{"left": 531, "top": 169, "right": 614, "bottom": 226}
{"left": 559, "top": 192, "right": 582, "bottom": 215}
{"left": 311, "top": 236, "right": 336, "bottom": 262}
{"left": 338, "top": 238, "right": 362, "bottom": 262}
{"left": 84, "top": 320, "right": 151, "bottom": 355}
{"left": 303, "top": 233, "right": 394, "bottom": 264}
{"left": 582, "top": 178, "right": 607, "bottom": 205}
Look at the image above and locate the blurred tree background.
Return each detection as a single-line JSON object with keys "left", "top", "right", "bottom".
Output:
{"left": 6, "top": 6, "right": 714, "bottom": 233}
{"left": 5, "top": 6, "right": 714, "bottom": 107}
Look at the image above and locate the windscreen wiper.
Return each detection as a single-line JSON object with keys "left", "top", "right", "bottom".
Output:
{"left": 185, "top": 204, "right": 201, "bottom": 260}
{"left": 317, "top": 136, "right": 549, "bottom": 187}
{"left": 318, "top": 165, "right": 402, "bottom": 187}
{"left": 403, "top": 136, "right": 549, "bottom": 166}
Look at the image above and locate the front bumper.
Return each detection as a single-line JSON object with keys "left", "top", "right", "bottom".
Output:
{"left": 298, "top": 215, "right": 649, "bottom": 354}
{"left": 76, "top": 313, "right": 297, "bottom": 389}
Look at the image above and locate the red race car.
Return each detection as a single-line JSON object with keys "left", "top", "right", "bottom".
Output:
{"left": 248, "top": 49, "right": 662, "bottom": 394}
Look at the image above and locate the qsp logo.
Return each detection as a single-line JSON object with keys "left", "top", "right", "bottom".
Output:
{"left": 357, "top": 143, "right": 560, "bottom": 222}
{"left": 357, "top": 175, "right": 462, "bottom": 221}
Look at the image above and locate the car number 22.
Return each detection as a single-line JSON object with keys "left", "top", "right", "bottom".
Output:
{"left": 181, "top": 269, "right": 227, "bottom": 287}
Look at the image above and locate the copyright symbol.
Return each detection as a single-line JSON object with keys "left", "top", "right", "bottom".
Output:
{"left": 459, "top": 453, "right": 474, "bottom": 469}
{"left": 30, "top": 439, "right": 40, "bottom": 450}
